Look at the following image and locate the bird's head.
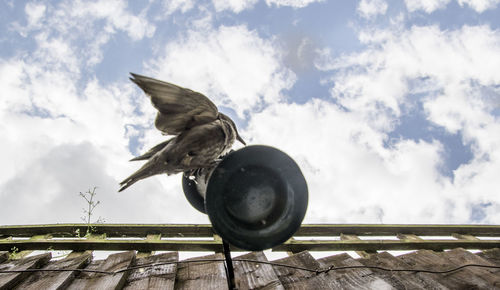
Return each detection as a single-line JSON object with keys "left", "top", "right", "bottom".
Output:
{"left": 219, "top": 113, "right": 246, "bottom": 146}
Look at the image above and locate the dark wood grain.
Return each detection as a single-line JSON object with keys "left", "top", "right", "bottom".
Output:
{"left": 477, "top": 248, "right": 500, "bottom": 266}
{"left": 174, "top": 253, "right": 228, "bottom": 290}
{"left": 340, "top": 234, "right": 376, "bottom": 258}
{"left": 357, "top": 251, "right": 448, "bottom": 290}
{"left": 3, "top": 224, "right": 500, "bottom": 238}
{"left": 271, "top": 251, "right": 334, "bottom": 289}
{"left": 399, "top": 249, "right": 490, "bottom": 289}
{"left": 233, "top": 251, "right": 284, "bottom": 290}
{"left": 0, "top": 252, "right": 7, "bottom": 264}
{"left": 318, "top": 253, "right": 393, "bottom": 289}
{"left": 65, "top": 258, "right": 104, "bottom": 289}
{"left": 295, "top": 224, "right": 500, "bottom": 237}
{"left": 439, "top": 248, "right": 500, "bottom": 288}
{"left": 0, "top": 224, "right": 214, "bottom": 238}
{"left": 123, "top": 252, "right": 178, "bottom": 290}
{"left": 66, "top": 251, "right": 135, "bottom": 290}
{"left": 0, "top": 238, "right": 222, "bottom": 252}
{"left": 14, "top": 251, "right": 92, "bottom": 290}
{"left": 0, "top": 253, "right": 51, "bottom": 289}
{"left": 273, "top": 239, "right": 500, "bottom": 252}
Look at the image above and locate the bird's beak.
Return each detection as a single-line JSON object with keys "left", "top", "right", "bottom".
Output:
{"left": 237, "top": 134, "right": 246, "bottom": 145}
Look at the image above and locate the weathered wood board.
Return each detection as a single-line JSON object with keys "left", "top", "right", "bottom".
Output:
{"left": 0, "top": 252, "right": 7, "bottom": 264}
{"left": 123, "top": 252, "right": 178, "bottom": 290}
{"left": 317, "top": 252, "right": 394, "bottom": 289}
{"left": 398, "top": 249, "right": 490, "bottom": 289}
{"left": 66, "top": 251, "right": 135, "bottom": 290}
{"left": 14, "top": 251, "right": 92, "bottom": 290}
{"left": 0, "top": 243, "right": 499, "bottom": 289}
{"left": 439, "top": 248, "right": 500, "bottom": 287}
{"left": 477, "top": 248, "right": 500, "bottom": 266}
{"left": 174, "top": 253, "right": 228, "bottom": 290}
{"left": 233, "top": 251, "right": 284, "bottom": 290}
{"left": 0, "top": 253, "right": 51, "bottom": 289}
{"left": 357, "top": 251, "right": 448, "bottom": 290}
{"left": 272, "top": 250, "right": 334, "bottom": 289}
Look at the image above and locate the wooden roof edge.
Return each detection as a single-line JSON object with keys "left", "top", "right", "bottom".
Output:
{"left": 2, "top": 223, "right": 500, "bottom": 238}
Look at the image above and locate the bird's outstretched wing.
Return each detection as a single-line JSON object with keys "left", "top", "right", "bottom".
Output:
{"left": 130, "top": 73, "right": 219, "bottom": 135}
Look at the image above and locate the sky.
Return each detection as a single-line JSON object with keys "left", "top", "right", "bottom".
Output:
{"left": 0, "top": 0, "right": 499, "bottom": 226}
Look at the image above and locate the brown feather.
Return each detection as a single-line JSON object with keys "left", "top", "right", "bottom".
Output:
{"left": 130, "top": 73, "right": 219, "bottom": 135}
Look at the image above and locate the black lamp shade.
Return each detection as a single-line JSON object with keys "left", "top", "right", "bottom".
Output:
{"left": 205, "top": 145, "right": 308, "bottom": 251}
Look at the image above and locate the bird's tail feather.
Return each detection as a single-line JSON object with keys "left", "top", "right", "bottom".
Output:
{"left": 118, "top": 178, "right": 135, "bottom": 192}
{"left": 118, "top": 163, "right": 159, "bottom": 192}
{"left": 130, "top": 139, "right": 172, "bottom": 161}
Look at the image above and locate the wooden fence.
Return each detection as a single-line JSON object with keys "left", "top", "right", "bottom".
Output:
{"left": 1, "top": 224, "right": 500, "bottom": 289}
{"left": 1, "top": 224, "right": 500, "bottom": 254}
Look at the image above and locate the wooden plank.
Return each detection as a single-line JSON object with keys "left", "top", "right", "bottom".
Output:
{"left": 0, "top": 253, "right": 51, "bottom": 289}
{"left": 0, "top": 252, "right": 7, "bottom": 264}
{"left": 13, "top": 235, "right": 51, "bottom": 259}
{"left": 0, "top": 238, "right": 222, "bottom": 252}
{"left": 123, "top": 252, "right": 178, "bottom": 290}
{"left": 340, "top": 234, "right": 375, "bottom": 258}
{"left": 316, "top": 253, "right": 393, "bottom": 289}
{"left": 136, "top": 234, "right": 162, "bottom": 258}
{"left": 7, "top": 237, "right": 499, "bottom": 253}
{"left": 283, "top": 237, "right": 298, "bottom": 255}
{"left": 439, "top": 248, "right": 500, "bottom": 287}
{"left": 398, "top": 249, "right": 491, "bottom": 289}
{"left": 3, "top": 224, "right": 500, "bottom": 238}
{"left": 174, "top": 253, "right": 228, "bottom": 290}
{"left": 357, "top": 251, "right": 447, "bottom": 289}
{"left": 4, "top": 237, "right": 498, "bottom": 253}
{"left": 317, "top": 252, "right": 351, "bottom": 267}
{"left": 65, "top": 258, "right": 104, "bottom": 289}
{"left": 452, "top": 233, "right": 480, "bottom": 240}
{"left": 477, "top": 248, "right": 500, "bottom": 266}
{"left": 295, "top": 224, "right": 500, "bottom": 237}
{"left": 67, "top": 250, "right": 93, "bottom": 259}
{"left": 272, "top": 239, "right": 500, "bottom": 252}
{"left": 14, "top": 251, "right": 92, "bottom": 290}
{"left": 66, "top": 251, "right": 135, "bottom": 290}
{"left": 396, "top": 234, "right": 422, "bottom": 240}
{"left": 213, "top": 235, "right": 223, "bottom": 253}
{"left": 271, "top": 250, "right": 335, "bottom": 289}
{"left": 0, "top": 224, "right": 214, "bottom": 238}
{"left": 232, "top": 251, "right": 284, "bottom": 290}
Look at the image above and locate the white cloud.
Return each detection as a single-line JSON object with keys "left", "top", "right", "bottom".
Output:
{"left": 25, "top": 2, "right": 46, "bottom": 28}
{"left": 0, "top": 1, "right": 207, "bottom": 225}
{"left": 148, "top": 24, "right": 295, "bottom": 117}
{"left": 3, "top": 0, "right": 500, "bottom": 228}
{"left": 321, "top": 25, "right": 500, "bottom": 130}
{"left": 163, "top": 0, "right": 195, "bottom": 15}
{"left": 15, "top": 0, "right": 155, "bottom": 68}
{"left": 244, "top": 100, "right": 452, "bottom": 223}
{"left": 405, "top": 0, "right": 451, "bottom": 13}
{"left": 314, "top": 24, "right": 500, "bottom": 223}
{"left": 212, "top": 0, "right": 259, "bottom": 13}
{"left": 265, "top": 0, "right": 324, "bottom": 8}
{"left": 211, "top": 0, "right": 324, "bottom": 12}
{"left": 0, "top": 54, "right": 206, "bottom": 225}
{"left": 405, "top": 0, "right": 500, "bottom": 13}
{"left": 68, "top": 0, "right": 155, "bottom": 41}
{"left": 457, "top": 0, "right": 500, "bottom": 12}
{"left": 357, "top": 0, "right": 388, "bottom": 19}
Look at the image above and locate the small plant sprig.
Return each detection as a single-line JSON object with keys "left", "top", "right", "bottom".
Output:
{"left": 79, "top": 187, "right": 105, "bottom": 237}
{"left": 9, "top": 246, "right": 19, "bottom": 259}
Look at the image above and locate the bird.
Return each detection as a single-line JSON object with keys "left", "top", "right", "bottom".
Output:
{"left": 119, "top": 73, "right": 245, "bottom": 192}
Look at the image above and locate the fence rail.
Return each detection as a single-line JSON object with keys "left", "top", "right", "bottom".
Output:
{"left": 1, "top": 224, "right": 500, "bottom": 253}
